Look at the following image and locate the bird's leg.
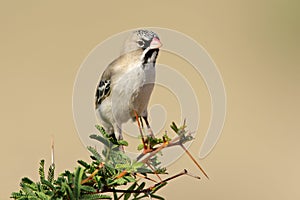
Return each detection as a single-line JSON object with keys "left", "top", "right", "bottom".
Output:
{"left": 113, "top": 125, "right": 124, "bottom": 152}
{"left": 134, "top": 111, "right": 147, "bottom": 151}
{"left": 113, "top": 125, "right": 122, "bottom": 140}
{"left": 142, "top": 116, "right": 155, "bottom": 138}
{"left": 139, "top": 116, "right": 144, "bottom": 128}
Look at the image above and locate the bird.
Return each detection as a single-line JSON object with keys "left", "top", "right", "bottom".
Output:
{"left": 95, "top": 29, "right": 162, "bottom": 143}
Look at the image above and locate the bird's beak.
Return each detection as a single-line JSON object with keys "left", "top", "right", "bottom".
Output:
{"left": 149, "top": 37, "right": 162, "bottom": 49}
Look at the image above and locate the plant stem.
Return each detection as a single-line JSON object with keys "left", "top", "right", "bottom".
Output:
{"left": 81, "top": 162, "right": 104, "bottom": 184}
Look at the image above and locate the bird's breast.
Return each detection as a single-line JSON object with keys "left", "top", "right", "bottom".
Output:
{"left": 111, "top": 63, "right": 155, "bottom": 119}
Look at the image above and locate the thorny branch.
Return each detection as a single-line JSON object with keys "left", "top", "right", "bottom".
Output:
{"left": 11, "top": 122, "right": 208, "bottom": 200}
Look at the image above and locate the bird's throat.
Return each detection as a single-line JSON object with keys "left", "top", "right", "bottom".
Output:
{"left": 142, "top": 49, "right": 159, "bottom": 65}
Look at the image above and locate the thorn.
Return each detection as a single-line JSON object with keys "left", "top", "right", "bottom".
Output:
{"left": 186, "top": 171, "right": 201, "bottom": 180}
{"left": 146, "top": 161, "right": 162, "bottom": 182}
{"left": 135, "top": 173, "right": 157, "bottom": 183}
{"left": 51, "top": 136, "right": 55, "bottom": 166}
{"left": 157, "top": 169, "right": 187, "bottom": 183}
{"left": 180, "top": 144, "right": 209, "bottom": 179}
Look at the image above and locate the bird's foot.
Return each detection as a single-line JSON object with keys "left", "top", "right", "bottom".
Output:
{"left": 147, "top": 128, "right": 155, "bottom": 138}
{"left": 118, "top": 145, "right": 125, "bottom": 152}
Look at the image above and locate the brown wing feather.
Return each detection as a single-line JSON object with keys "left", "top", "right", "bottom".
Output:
{"left": 95, "top": 50, "right": 143, "bottom": 109}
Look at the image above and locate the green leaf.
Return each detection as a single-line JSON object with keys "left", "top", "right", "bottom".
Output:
{"left": 21, "top": 177, "right": 34, "bottom": 185}
{"left": 47, "top": 163, "right": 55, "bottom": 183}
{"left": 117, "top": 140, "right": 128, "bottom": 146}
{"left": 132, "top": 162, "right": 144, "bottom": 170}
{"left": 115, "top": 163, "right": 130, "bottom": 170}
{"left": 12, "top": 122, "right": 199, "bottom": 199}
{"left": 150, "top": 194, "right": 165, "bottom": 200}
{"left": 87, "top": 146, "right": 102, "bottom": 161}
{"left": 90, "top": 134, "right": 110, "bottom": 147}
{"left": 11, "top": 191, "right": 24, "bottom": 199}
{"left": 137, "top": 144, "right": 144, "bottom": 151}
{"left": 39, "top": 160, "right": 45, "bottom": 182}
{"left": 170, "top": 122, "right": 179, "bottom": 133}
{"left": 123, "top": 175, "right": 135, "bottom": 183}
{"left": 95, "top": 176, "right": 103, "bottom": 190}
{"left": 135, "top": 167, "right": 152, "bottom": 174}
{"left": 94, "top": 125, "right": 119, "bottom": 145}
{"left": 80, "top": 185, "right": 96, "bottom": 193}
{"left": 95, "top": 125, "right": 108, "bottom": 137}
{"left": 41, "top": 179, "right": 55, "bottom": 191}
{"left": 113, "top": 190, "right": 118, "bottom": 200}
{"left": 63, "top": 170, "right": 73, "bottom": 184}
{"left": 74, "top": 167, "right": 84, "bottom": 199}
{"left": 20, "top": 181, "right": 37, "bottom": 191}
{"left": 35, "top": 191, "right": 49, "bottom": 200}
{"left": 133, "top": 182, "right": 146, "bottom": 197}
{"left": 105, "top": 164, "right": 117, "bottom": 177}
{"left": 124, "top": 182, "right": 137, "bottom": 200}
{"left": 80, "top": 193, "right": 112, "bottom": 199}
{"left": 162, "top": 133, "right": 171, "bottom": 142}
{"left": 136, "top": 182, "right": 146, "bottom": 191}
{"left": 77, "top": 160, "right": 90, "bottom": 169}
{"left": 62, "top": 182, "right": 74, "bottom": 200}
{"left": 150, "top": 182, "right": 167, "bottom": 194}
{"left": 108, "top": 177, "right": 128, "bottom": 186}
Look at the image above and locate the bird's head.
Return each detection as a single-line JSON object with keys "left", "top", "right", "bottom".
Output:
{"left": 122, "top": 29, "right": 162, "bottom": 55}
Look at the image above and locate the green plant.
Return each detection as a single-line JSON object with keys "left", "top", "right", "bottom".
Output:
{"left": 11, "top": 122, "right": 205, "bottom": 200}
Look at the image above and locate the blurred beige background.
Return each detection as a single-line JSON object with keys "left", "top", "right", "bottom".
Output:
{"left": 1, "top": 0, "right": 299, "bottom": 199}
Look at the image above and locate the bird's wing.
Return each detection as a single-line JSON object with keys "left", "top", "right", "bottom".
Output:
{"left": 95, "top": 55, "right": 128, "bottom": 108}
{"left": 95, "top": 80, "right": 111, "bottom": 108}
{"left": 95, "top": 50, "right": 142, "bottom": 109}
{"left": 95, "top": 63, "right": 113, "bottom": 108}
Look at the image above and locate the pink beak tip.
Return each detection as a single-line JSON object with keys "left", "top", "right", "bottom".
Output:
{"left": 150, "top": 37, "right": 162, "bottom": 49}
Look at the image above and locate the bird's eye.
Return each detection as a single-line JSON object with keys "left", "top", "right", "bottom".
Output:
{"left": 137, "top": 40, "right": 145, "bottom": 47}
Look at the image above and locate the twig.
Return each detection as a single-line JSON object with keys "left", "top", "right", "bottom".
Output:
{"left": 101, "top": 169, "right": 199, "bottom": 194}
{"left": 81, "top": 162, "right": 104, "bottom": 184}
{"left": 145, "top": 161, "right": 162, "bottom": 181}
{"left": 155, "top": 169, "right": 188, "bottom": 183}
{"left": 135, "top": 134, "right": 183, "bottom": 161}
{"left": 180, "top": 144, "right": 209, "bottom": 179}
{"left": 139, "top": 140, "right": 169, "bottom": 164}
{"left": 135, "top": 173, "right": 157, "bottom": 183}
{"left": 136, "top": 134, "right": 209, "bottom": 179}
{"left": 115, "top": 170, "right": 127, "bottom": 179}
